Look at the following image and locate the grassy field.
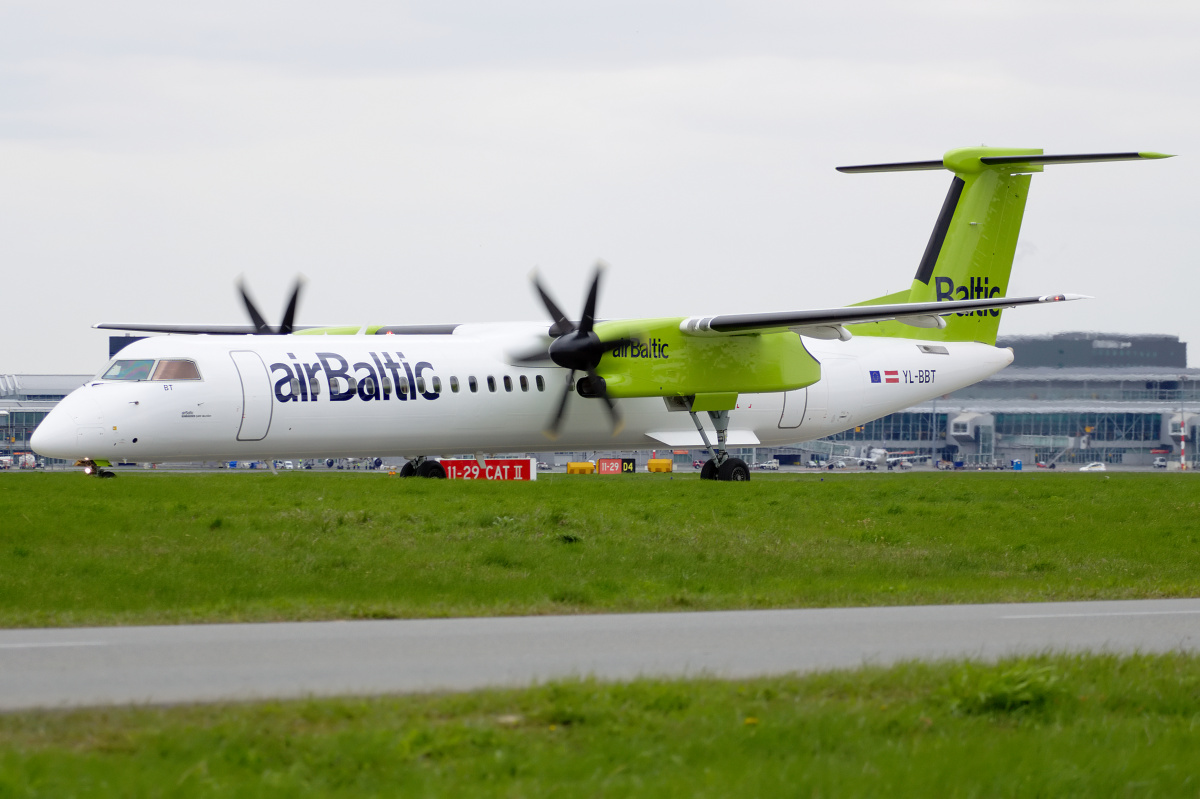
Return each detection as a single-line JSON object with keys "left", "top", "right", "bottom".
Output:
{"left": 2, "top": 470, "right": 1199, "bottom": 627}
{"left": 0, "top": 652, "right": 1197, "bottom": 796}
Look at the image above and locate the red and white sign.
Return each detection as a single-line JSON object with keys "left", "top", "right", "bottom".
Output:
{"left": 884, "top": 370, "right": 899, "bottom": 383}
{"left": 440, "top": 458, "right": 537, "bottom": 481}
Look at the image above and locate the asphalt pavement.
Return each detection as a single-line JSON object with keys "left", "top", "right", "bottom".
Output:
{"left": 2, "top": 598, "right": 1198, "bottom": 711}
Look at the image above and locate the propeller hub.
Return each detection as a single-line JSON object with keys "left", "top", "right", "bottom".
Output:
{"left": 547, "top": 331, "right": 606, "bottom": 372}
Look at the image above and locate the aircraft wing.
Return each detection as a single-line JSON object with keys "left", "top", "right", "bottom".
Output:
{"left": 92, "top": 323, "right": 462, "bottom": 335}
{"left": 96, "top": 293, "right": 1083, "bottom": 338}
{"left": 93, "top": 323, "right": 307, "bottom": 334}
{"left": 679, "top": 293, "right": 1085, "bottom": 337}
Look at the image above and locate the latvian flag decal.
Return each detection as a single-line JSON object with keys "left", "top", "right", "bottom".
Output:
{"left": 871, "top": 370, "right": 899, "bottom": 384}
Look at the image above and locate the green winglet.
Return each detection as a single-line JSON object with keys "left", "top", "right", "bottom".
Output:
{"left": 1139, "top": 152, "right": 1175, "bottom": 159}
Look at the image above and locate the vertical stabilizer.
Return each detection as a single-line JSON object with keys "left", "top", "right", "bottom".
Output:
{"left": 843, "top": 148, "right": 1171, "bottom": 344}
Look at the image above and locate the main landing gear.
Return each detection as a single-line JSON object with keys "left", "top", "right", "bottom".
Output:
{"left": 399, "top": 457, "right": 446, "bottom": 479}
{"left": 690, "top": 410, "right": 750, "bottom": 482}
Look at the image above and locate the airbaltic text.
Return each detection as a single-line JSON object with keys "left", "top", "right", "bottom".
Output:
{"left": 611, "top": 337, "right": 670, "bottom": 359}
{"left": 935, "top": 276, "right": 1002, "bottom": 317}
{"left": 269, "top": 352, "right": 439, "bottom": 403}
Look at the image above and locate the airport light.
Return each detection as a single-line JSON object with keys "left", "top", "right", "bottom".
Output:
{"left": 1181, "top": 375, "right": 1188, "bottom": 471}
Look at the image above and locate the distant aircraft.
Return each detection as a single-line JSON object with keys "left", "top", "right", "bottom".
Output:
{"left": 32, "top": 147, "right": 1171, "bottom": 480}
{"left": 845, "top": 448, "right": 932, "bottom": 470}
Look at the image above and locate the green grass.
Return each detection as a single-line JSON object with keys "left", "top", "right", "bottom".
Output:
{"left": 2, "top": 471, "right": 1199, "bottom": 627}
{"left": 1, "top": 652, "right": 1197, "bottom": 796}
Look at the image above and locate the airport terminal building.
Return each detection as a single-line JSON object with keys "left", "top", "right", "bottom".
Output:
{"left": 1, "top": 373, "right": 89, "bottom": 465}
{"left": 818, "top": 333, "right": 1196, "bottom": 467}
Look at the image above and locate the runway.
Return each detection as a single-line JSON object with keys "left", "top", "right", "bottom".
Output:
{"left": 2, "top": 598, "right": 1198, "bottom": 711}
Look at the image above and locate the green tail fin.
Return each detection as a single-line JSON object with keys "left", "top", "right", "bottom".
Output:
{"left": 845, "top": 148, "right": 1171, "bottom": 345}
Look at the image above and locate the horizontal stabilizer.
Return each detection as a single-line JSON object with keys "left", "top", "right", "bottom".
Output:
{"left": 980, "top": 152, "right": 1173, "bottom": 167}
{"left": 836, "top": 160, "right": 945, "bottom": 174}
{"left": 838, "top": 151, "right": 1173, "bottom": 174}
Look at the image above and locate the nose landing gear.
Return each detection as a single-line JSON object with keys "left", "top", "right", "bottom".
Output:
{"left": 75, "top": 458, "right": 115, "bottom": 478}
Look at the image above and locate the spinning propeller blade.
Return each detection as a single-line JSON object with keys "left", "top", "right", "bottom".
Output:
{"left": 528, "top": 263, "right": 626, "bottom": 436}
{"left": 238, "top": 278, "right": 304, "bottom": 335}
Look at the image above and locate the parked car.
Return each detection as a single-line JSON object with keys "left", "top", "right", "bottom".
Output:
{"left": 1153, "top": 456, "right": 1168, "bottom": 469}
{"left": 1079, "top": 462, "right": 1107, "bottom": 472}
{"left": 537, "top": 461, "right": 553, "bottom": 471}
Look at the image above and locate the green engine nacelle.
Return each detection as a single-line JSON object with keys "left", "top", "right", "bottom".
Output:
{"left": 593, "top": 318, "right": 822, "bottom": 403}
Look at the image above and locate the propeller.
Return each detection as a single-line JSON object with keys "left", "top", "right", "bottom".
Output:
{"left": 522, "top": 263, "right": 632, "bottom": 437}
{"left": 238, "top": 278, "right": 304, "bottom": 334}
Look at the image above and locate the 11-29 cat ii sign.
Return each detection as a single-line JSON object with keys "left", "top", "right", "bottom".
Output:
{"left": 439, "top": 458, "right": 537, "bottom": 481}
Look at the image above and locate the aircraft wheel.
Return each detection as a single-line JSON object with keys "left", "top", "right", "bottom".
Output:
{"left": 399, "top": 461, "right": 416, "bottom": 478}
{"left": 415, "top": 460, "right": 446, "bottom": 479}
{"left": 700, "top": 459, "right": 719, "bottom": 480}
{"left": 718, "top": 458, "right": 750, "bottom": 482}
{"left": 98, "top": 469, "right": 116, "bottom": 479}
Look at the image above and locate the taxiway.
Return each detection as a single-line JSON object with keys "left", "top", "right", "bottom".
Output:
{"left": 2, "top": 598, "right": 1197, "bottom": 711}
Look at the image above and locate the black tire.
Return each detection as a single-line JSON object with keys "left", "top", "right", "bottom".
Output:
{"left": 700, "top": 459, "right": 719, "bottom": 480}
{"left": 415, "top": 460, "right": 447, "bottom": 479}
{"left": 718, "top": 458, "right": 750, "bottom": 482}
{"left": 399, "top": 461, "right": 416, "bottom": 477}
{"left": 98, "top": 469, "right": 116, "bottom": 479}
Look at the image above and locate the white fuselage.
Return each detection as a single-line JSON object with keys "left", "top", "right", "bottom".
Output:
{"left": 32, "top": 324, "right": 1013, "bottom": 463}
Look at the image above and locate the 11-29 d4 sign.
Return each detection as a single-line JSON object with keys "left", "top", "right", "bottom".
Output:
{"left": 439, "top": 458, "right": 537, "bottom": 481}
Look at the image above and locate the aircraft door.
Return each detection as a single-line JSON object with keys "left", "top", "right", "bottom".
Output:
{"left": 803, "top": 376, "right": 829, "bottom": 428}
{"left": 230, "top": 351, "right": 273, "bottom": 441}
{"left": 778, "top": 388, "right": 807, "bottom": 429}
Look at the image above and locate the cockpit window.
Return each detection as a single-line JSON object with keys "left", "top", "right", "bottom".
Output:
{"left": 102, "top": 360, "right": 155, "bottom": 381}
{"left": 100, "top": 359, "right": 202, "bottom": 381}
{"left": 152, "top": 359, "right": 202, "bottom": 380}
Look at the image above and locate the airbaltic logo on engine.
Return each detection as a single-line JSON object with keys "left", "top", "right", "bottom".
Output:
{"left": 935, "top": 276, "right": 1002, "bottom": 317}
{"left": 611, "top": 337, "right": 670, "bottom": 359}
{"left": 268, "top": 352, "right": 440, "bottom": 403}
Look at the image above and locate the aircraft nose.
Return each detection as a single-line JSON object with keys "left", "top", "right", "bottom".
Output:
{"left": 30, "top": 409, "right": 79, "bottom": 459}
{"left": 30, "top": 390, "right": 104, "bottom": 460}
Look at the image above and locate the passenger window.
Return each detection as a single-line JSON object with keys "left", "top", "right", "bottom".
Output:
{"left": 536, "top": 375, "right": 545, "bottom": 392}
{"left": 450, "top": 376, "right": 460, "bottom": 393}
{"left": 102, "top": 360, "right": 155, "bottom": 381}
{"left": 417, "top": 377, "right": 426, "bottom": 394}
{"left": 398, "top": 377, "right": 410, "bottom": 395}
{"left": 151, "top": 359, "right": 202, "bottom": 381}
{"left": 432, "top": 376, "right": 442, "bottom": 394}
{"left": 519, "top": 375, "right": 529, "bottom": 392}
{"left": 487, "top": 376, "right": 496, "bottom": 392}
{"left": 503, "top": 376, "right": 513, "bottom": 392}
{"left": 469, "top": 376, "right": 478, "bottom": 393}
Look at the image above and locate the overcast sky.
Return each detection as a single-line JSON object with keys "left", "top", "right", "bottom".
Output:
{"left": 2, "top": 0, "right": 1197, "bottom": 374}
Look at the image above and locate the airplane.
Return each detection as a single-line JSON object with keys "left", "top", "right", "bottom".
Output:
{"left": 31, "top": 146, "right": 1171, "bottom": 481}
{"left": 844, "top": 448, "right": 932, "bottom": 470}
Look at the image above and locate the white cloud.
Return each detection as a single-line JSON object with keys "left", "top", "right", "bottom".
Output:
{"left": 0, "top": 1, "right": 1197, "bottom": 372}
